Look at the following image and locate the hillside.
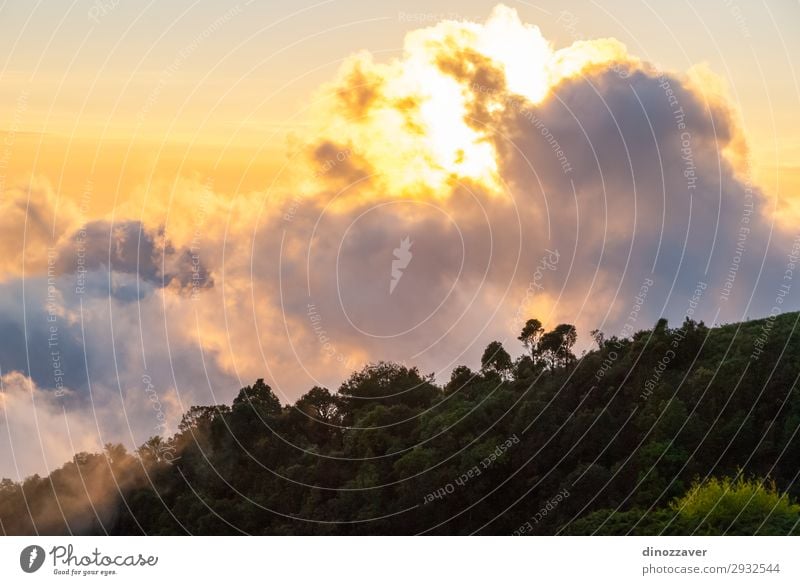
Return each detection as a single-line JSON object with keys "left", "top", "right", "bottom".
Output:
{"left": 3, "top": 311, "right": 800, "bottom": 535}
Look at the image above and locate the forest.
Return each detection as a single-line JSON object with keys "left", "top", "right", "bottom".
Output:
{"left": 2, "top": 311, "right": 800, "bottom": 535}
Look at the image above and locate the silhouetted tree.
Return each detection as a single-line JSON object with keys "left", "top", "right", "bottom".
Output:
{"left": 233, "top": 378, "right": 282, "bottom": 415}
{"left": 481, "top": 341, "right": 513, "bottom": 377}
{"left": 518, "top": 318, "right": 544, "bottom": 358}
{"left": 539, "top": 324, "right": 577, "bottom": 368}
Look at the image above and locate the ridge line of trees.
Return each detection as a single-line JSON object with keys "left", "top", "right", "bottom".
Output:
{"left": 2, "top": 312, "right": 800, "bottom": 535}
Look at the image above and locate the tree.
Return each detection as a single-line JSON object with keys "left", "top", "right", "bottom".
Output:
{"left": 233, "top": 378, "right": 282, "bottom": 415}
{"left": 179, "top": 404, "right": 225, "bottom": 433}
{"left": 445, "top": 365, "right": 476, "bottom": 394}
{"left": 590, "top": 328, "right": 605, "bottom": 349}
{"left": 294, "top": 386, "right": 340, "bottom": 422}
{"left": 672, "top": 475, "right": 800, "bottom": 535}
{"left": 539, "top": 324, "right": 577, "bottom": 368}
{"left": 104, "top": 443, "right": 128, "bottom": 465}
{"left": 518, "top": 318, "right": 544, "bottom": 357}
{"left": 338, "top": 362, "right": 439, "bottom": 418}
{"left": 137, "top": 436, "right": 165, "bottom": 464}
{"left": 287, "top": 386, "right": 343, "bottom": 448}
{"left": 481, "top": 341, "right": 513, "bottom": 376}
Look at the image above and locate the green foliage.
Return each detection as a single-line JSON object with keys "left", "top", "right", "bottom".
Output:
{"left": 672, "top": 475, "right": 800, "bottom": 535}
{"left": 565, "top": 475, "right": 800, "bottom": 535}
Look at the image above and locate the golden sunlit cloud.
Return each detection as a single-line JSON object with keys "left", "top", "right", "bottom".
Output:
{"left": 298, "top": 5, "right": 638, "bottom": 204}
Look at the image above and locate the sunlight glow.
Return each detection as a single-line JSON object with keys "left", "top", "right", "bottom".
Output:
{"left": 302, "top": 4, "right": 636, "bottom": 203}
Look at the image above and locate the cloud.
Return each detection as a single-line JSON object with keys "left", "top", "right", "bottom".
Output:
{"left": 55, "top": 220, "right": 213, "bottom": 301}
{"left": 0, "top": 5, "right": 795, "bottom": 480}
{"left": 250, "top": 3, "right": 789, "bottom": 390}
{"left": 0, "top": 178, "right": 80, "bottom": 280}
{"left": 0, "top": 371, "right": 100, "bottom": 480}
{"left": 0, "top": 268, "right": 236, "bottom": 479}
{"left": 0, "top": 372, "right": 158, "bottom": 534}
{"left": 72, "top": 4, "right": 786, "bottom": 404}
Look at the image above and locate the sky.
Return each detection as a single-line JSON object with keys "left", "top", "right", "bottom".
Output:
{"left": 1, "top": 0, "right": 799, "bottom": 479}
